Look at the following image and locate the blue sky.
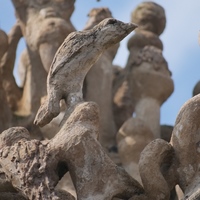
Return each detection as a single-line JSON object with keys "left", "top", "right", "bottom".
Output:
{"left": 1, "top": 1, "right": 200, "bottom": 126}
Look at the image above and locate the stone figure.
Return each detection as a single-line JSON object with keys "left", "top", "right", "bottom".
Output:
{"left": 83, "top": 7, "right": 120, "bottom": 150}
{"left": 34, "top": 18, "right": 137, "bottom": 127}
{"left": 115, "top": 2, "right": 174, "bottom": 185}
{"left": 0, "top": 29, "right": 12, "bottom": 132}
{"left": 1, "top": 1, "right": 200, "bottom": 200}
{"left": 12, "top": 0, "right": 76, "bottom": 115}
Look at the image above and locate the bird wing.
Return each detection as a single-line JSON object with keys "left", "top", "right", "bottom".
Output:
{"left": 50, "top": 31, "right": 91, "bottom": 76}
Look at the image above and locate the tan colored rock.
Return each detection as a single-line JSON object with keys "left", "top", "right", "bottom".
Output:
{"left": 84, "top": 8, "right": 119, "bottom": 150}
{"left": 139, "top": 139, "right": 175, "bottom": 200}
{"left": 131, "top": 2, "right": 166, "bottom": 36}
{"left": 34, "top": 18, "right": 137, "bottom": 127}
{"left": 126, "top": 30, "right": 163, "bottom": 71}
{"left": 112, "top": 67, "right": 134, "bottom": 130}
{"left": 51, "top": 102, "right": 145, "bottom": 200}
{"left": 0, "top": 29, "right": 8, "bottom": 60}
{"left": 0, "top": 127, "right": 75, "bottom": 200}
{"left": 113, "top": 2, "right": 166, "bottom": 131}
{"left": 0, "top": 102, "right": 145, "bottom": 199}
{"left": 138, "top": 94, "right": 200, "bottom": 199}
{"left": 170, "top": 94, "right": 200, "bottom": 197}
{"left": 0, "top": 29, "right": 12, "bottom": 132}
{"left": 11, "top": 0, "right": 76, "bottom": 116}
{"left": 0, "top": 23, "right": 22, "bottom": 111}
{"left": 117, "top": 118, "right": 154, "bottom": 183}
{"left": 128, "top": 46, "right": 174, "bottom": 138}
{"left": 17, "top": 49, "right": 29, "bottom": 88}
{"left": 116, "top": 45, "right": 173, "bottom": 187}
{"left": 84, "top": 7, "right": 112, "bottom": 30}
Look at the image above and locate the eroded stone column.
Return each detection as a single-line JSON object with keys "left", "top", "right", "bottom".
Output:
{"left": 116, "top": 2, "right": 173, "bottom": 184}
{"left": 12, "top": 0, "right": 76, "bottom": 115}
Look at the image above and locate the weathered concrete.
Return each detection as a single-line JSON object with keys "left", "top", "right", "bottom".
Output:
{"left": 34, "top": 18, "right": 137, "bottom": 127}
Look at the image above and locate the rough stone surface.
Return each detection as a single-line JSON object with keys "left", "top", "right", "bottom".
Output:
{"left": 0, "top": 102, "right": 145, "bottom": 200}
{"left": 139, "top": 139, "right": 175, "bottom": 200}
{"left": 0, "top": 29, "right": 12, "bottom": 132}
{"left": 0, "top": 23, "right": 22, "bottom": 111}
{"left": 113, "top": 2, "right": 167, "bottom": 136}
{"left": 1, "top": 1, "right": 200, "bottom": 199}
{"left": 34, "top": 18, "right": 137, "bottom": 127}
{"left": 0, "top": 29, "right": 8, "bottom": 60}
{"left": 170, "top": 94, "right": 200, "bottom": 196}
{"left": 83, "top": 8, "right": 119, "bottom": 150}
{"left": 12, "top": 0, "right": 76, "bottom": 116}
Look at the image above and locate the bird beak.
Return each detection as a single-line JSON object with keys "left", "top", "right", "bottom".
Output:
{"left": 127, "top": 23, "right": 138, "bottom": 32}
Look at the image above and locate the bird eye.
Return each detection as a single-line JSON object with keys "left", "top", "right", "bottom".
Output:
{"left": 106, "top": 19, "right": 117, "bottom": 25}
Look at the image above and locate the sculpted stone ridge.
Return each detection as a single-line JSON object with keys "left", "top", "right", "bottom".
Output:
{"left": 34, "top": 18, "right": 137, "bottom": 127}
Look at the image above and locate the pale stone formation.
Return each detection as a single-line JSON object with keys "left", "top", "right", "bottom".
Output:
{"left": 139, "top": 138, "right": 175, "bottom": 200}
{"left": 17, "top": 49, "right": 29, "bottom": 89}
{"left": 113, "top": 1, "right": 166, "bottom": 128}
{"left": 0, "top": 23, "right": 22, "bottom": 112}
{"left": 11, "top": 0, "right": 76, "bottom": 116}
{"left": 0, "top": 29, "right": 8, "bottom": 60}
{"left": 0, "top": 102, "right": 145, "bottom": 200}
{"left": 0, "top": 29, "right": 12, "bottom": 134}
{"left": 138, "top": 94, "right": 200, "bottom": 200}
{"left": 131, "top": 1, "right": 166, "bottom": 36}
{"left": 128, "top": 46, "right": 173, "bottom": 138}
{"left": 83, "top": 8, "right": 119, "bottom": 150}
{"left": 117, "top": 46, "right": 173, "bottom": 183}
{"left": 117, "top": 118, "right": 154, "bottom": 183}
{"left": 34, "top": 18, "right": 137, "bottom": 127}
{"left": 170, "top": 94, "right": 200, "bottom": 199}
{"left": 115, "top": 2, "right": 174, "bottom": 186}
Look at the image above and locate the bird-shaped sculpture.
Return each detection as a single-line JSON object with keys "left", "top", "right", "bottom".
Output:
{"left": 34, "top": 18, "right": 137, "bottom": 127}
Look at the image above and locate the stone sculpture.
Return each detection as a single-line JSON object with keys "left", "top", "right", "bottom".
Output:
{"left": 0, "top": 29, "right": 12, "bottom": 133}
{"left": 34, "top": 18, "right": 137, "bottom": 127}
{"left": 0, "top": 1, "right": 199, "bottom": 199}
{"left": 12, "top": 0, "right": 76, "bottom": 116}
{"left": 115, "top": 2, "right": 174, "bottom": 184}
{"left": 83, "top": 8, "right": 120, "bottom": 150}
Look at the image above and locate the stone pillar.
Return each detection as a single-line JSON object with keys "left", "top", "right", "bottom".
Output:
{"left": 116, "top": 2, "right": 174, "bottom": 183}
{"left": 12, "top": 0, "right": 76, "bottom": 116}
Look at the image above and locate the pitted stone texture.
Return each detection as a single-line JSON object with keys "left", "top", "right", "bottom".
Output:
{"left": 34, "top": 18, "right": 137, "bottom": 127}
{"left": 0, "top": 23, "right": 22, "bottom": 111}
